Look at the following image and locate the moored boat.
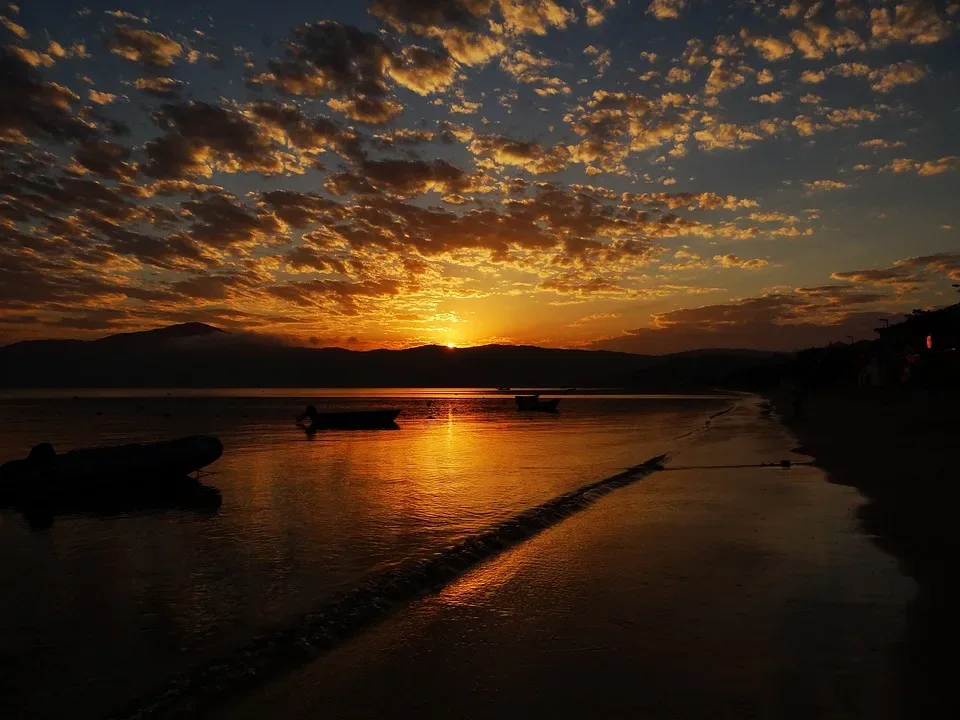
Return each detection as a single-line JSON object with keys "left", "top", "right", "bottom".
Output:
{"left": 297, "top": 406, "right": 401, "bottom": 431}
{"left": 0, "top": 435, "right": 223, "bottom": 506}
{"left": 515, "top": 394, "right": 560, "bottom": 412}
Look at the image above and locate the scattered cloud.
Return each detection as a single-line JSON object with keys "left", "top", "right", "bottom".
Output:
{"left": 647, "top": 0, "right": 686, "bottom": 21}
{"left": 748, "top": 211, "right": 798, "bottom": 224}
{"left": 133, "top": 76, "right": 184, "bottom": 98}
{"left": 328, "top": 96, "right": 403, "bottom": 124}
{"left": 107, "top": 24, "right": 183, "bottom": 67}
{"left": 859, "top": 138, "right": 906, "bottom": 151}
{"left": 741, "top": 30, "right": 794, "bottom": 61}
{"left": 569, "top": 312, "right": 620, "bottom": 328}
{"left": 704, "top": 59, "right": 746, "bottom": 95}
{"left": 751, "top": 91, "right": 783, "bottom": 104}
{"left": 869, "top": 0, "right": 952, "bottom": 47}
{"left": 713, "top": 254, "right": 769, "bottom": 269}
{"left": 470, "top": 134, "right": 571, "bottom": 173}
{"left": 869, "top": 60, "right": 927, "bottom": 92}
{"left": 583, "top": 0, "right": 617, "bottom": 27}
{"left": 88, "top": 89, "right": 117, "bottom": 105}
{"left": 805, "top": 179, "right": 852, "bottom": 192}
{"left": 799, "top": 70, "right": 826, "bottom": 83}
{"left": 1, "top": 14, "right": 28, "bottom": 39}
{"left": 882, "top": 156, "right": 959, "bottom": 176}
{"left": 388, "top": 46, "right": 458, "bottom": 95}
{"left": 588, "top": 292, "right": 892, "bottom": 354}
{"left": 252, "top": 21, "right": 393, "bottom": 97}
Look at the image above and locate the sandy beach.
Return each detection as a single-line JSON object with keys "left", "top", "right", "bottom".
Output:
{"left": 203, "top": 399, "right": 914, "bottom": 719}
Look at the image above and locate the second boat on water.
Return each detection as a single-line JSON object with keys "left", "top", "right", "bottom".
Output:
{"left": 297, "top": 405, "right": 401, "bottom": 431}
{"left": 515, "top": 394, "right": 560, "bottom": 412}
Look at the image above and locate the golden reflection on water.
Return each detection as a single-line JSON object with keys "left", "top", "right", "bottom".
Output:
{"left": 357, "top": 409, "right": 536, "bottom": 532}
{"left": 0, "top": 393, "right": 728, "bottom": 720}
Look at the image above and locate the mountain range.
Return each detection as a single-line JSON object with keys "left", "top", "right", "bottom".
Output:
{"left": 0, "top": 323, "right": 786, "bottom": 389}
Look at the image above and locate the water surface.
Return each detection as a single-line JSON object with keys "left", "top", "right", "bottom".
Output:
{"left": 0, "top": 389, "right": 730, "bottom": 719}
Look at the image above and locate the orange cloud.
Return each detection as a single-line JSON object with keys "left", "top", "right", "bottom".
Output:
{"left": 107, "top": 24, "right": 183, "bottom": 66}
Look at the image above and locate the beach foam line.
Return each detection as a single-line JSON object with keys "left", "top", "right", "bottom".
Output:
{"left": 116, "top": 450, "right": 689, "bottom": 719}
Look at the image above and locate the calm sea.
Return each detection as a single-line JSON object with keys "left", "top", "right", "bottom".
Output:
{"left": 0, "top": 389, "right": 732, "bottom": 719}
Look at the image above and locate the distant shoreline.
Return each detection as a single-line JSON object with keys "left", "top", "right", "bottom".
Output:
{"left": 1, "top": 324, "right": 787, "bottom": 391}
{"left": 0, "top": 387, "right": 740, "bottom": 399}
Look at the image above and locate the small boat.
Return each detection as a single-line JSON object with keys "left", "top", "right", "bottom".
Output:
{"left": 496, "top": 386, "right": 511, "bottom": 392}
{"left": 515, "top": 394, "right": 560, "bottom": 412}
{"left": 0, "top": 435, "right": 223, "bottom": 507}
{"left": 297, "top": 407, "right": 401, "bottom": 431}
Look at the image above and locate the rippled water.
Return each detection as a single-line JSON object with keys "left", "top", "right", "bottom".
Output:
{"left": 0, "top": 390, "right": 730, "bottom": 719}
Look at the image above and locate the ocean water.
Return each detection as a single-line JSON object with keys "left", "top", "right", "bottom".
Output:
{"left": 0, "top": 390, "right": 732, "bottom": 719}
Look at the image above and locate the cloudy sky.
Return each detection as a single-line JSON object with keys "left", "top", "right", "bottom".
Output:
{"left": 2, "top": 0, "right": 959, "bottom": 352}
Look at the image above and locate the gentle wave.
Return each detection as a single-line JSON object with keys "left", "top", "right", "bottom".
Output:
{"left": 116, "top": 404, "right": 737, "bottom": 719}
{"left": 116, "top": 453, "right": 671, "bottom": 719}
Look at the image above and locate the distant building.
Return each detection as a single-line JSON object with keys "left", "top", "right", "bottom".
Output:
{"left": 872, "top": 304, "right": 959, "bottom": 386}
{"left": 875, "top": 305, "right": 958, "bottom": 353}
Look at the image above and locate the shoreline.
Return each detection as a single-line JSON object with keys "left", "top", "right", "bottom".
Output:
{"left": 771, "top": 385, "right": 958, "bottom": 715}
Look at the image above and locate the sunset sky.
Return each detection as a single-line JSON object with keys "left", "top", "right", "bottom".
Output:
{"left": 1, "top": 0, "right": 959, "bottom": 352}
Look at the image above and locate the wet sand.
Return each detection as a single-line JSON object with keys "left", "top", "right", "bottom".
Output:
{"left": 775, "top": 386, "right": 960, "bottom": 716}
{"left": 210, "top": 401, "right": 912, "bottom": 719}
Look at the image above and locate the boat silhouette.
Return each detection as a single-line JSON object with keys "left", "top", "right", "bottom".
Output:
{"left": 0, "top": 436, "right": 224, "bottom": 525}
{"left": 296, "top": 405, "right": 401, "bottom": 431}
{"left": 515, "top": 394, "right": 560, "bottom": 412}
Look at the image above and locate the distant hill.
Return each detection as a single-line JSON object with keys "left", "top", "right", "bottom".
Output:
{"left": 92, "top": 322, "right": 227, "bottom": 346}
{"left": 0, "top": 324, "right": 788, "bottom": 389}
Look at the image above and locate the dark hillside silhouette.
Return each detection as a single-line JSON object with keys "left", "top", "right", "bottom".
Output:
{"left": 0, "top": 324, "right": 786, "bottom": 389}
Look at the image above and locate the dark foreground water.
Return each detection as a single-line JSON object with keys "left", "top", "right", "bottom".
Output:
{"left": 0, "top": 390, "right": 730, "bottom": 719}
